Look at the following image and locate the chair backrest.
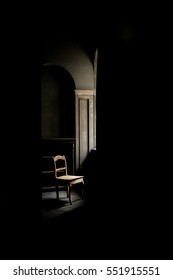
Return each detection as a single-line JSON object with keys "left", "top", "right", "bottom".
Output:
{"left": 53, "top": 155, "right": 68, "bottom": 178}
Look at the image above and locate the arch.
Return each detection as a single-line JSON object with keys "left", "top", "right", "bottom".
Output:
{"left": 41, "top": 42, "right": 98, "bottom": 171}
{"left": 41, "top": 39, "right": 95, "bottom": 89}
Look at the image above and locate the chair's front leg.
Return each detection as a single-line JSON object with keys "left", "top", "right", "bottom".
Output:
{"left": 56, "top": 184, "right": 59, "bottom": 201}
{"left": 68, "top": 185, "right": 72, "bottom": 205}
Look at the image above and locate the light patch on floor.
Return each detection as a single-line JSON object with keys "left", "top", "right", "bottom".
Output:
{"left": 42, "top": 190, "right": 85, "bottom": 221}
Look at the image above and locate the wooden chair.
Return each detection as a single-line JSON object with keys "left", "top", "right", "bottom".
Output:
{"left": 53, "top": 155, "right": 84, "bottom": 204}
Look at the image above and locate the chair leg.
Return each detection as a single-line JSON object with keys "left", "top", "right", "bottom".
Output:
{"left": 81, "top": 181, "right": 84, "bottom": 199}
{"left": 56, "top": 185, "right": 59, "bottom": 201}
{"left": 67, "top": 185, "right": 69, "bottom": 198}
{"left": 68, "top": 186, "right": 72, "bottom": 205}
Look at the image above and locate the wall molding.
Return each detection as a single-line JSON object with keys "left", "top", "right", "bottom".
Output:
{"left": 75, "top": 90, "right": 95, "bottom": 170}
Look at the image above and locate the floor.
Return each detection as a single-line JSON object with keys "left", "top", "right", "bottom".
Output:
{"left": 39, "top": 183, "right": 172, "bottom": 260}
{"left": 41, "top": 188, "right": 104, "bottom": 259}
{"left": 1, "top": 186, "right": 170, "bottom": 260}
{"left": 42, "top": 188, "right": 86, "bottom": 222}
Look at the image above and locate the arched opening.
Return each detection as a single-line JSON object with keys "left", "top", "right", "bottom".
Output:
{"left": 41, "top": 64, "right": 75, "bottom": 139}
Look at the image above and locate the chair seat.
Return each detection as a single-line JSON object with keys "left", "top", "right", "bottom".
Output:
{"left": 57, "top": 175, "right": 84, "bottom": 187}
{"left": 57, "top": 175, "right": 84, "bottom": 181}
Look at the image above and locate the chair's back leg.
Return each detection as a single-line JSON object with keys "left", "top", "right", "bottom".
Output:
{"left": 67, "top": 185, "right": 72, "bottom": 205}
{"left": 81, "top": 181, "right": 84, "bottom": 199}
